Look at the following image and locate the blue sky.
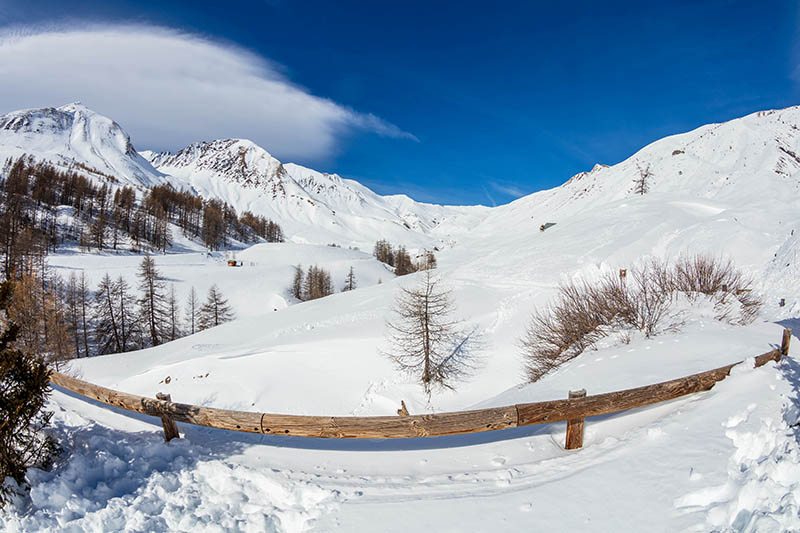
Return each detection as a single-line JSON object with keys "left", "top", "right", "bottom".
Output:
{"left": 0, "top": 0, "right": 798, "bottom": 205}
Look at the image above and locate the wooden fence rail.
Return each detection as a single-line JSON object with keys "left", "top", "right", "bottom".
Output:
{"left": 50, "top": 329, "right": 791, "bottom": 449}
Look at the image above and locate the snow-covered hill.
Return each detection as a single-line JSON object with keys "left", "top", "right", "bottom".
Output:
{"left": 0, "top": 102, "right": 488, "bottom": 249}
{"left": 141, "top": 139, "right": 487, "bottom": 249}
{"left": 3, "top": 104, "right": 800, "bottom": 531}
{"left": 448, "top": 106, "right": 800, "bottom": 305}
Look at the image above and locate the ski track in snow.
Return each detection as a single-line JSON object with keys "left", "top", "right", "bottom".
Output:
{"left": 4, "top": 353, "right": 799, "bottom": 532}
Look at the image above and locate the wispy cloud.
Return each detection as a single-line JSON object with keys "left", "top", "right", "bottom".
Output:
{"left": 488, "top": 181, "right": 526, "bottom": 198}
{"left": 481, "top": 186, "right": 496, "bottom": 207}
{"left": 0, "top": 24, "right": 416, "bottom": 161}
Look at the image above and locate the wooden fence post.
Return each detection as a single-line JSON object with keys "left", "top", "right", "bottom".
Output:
{"left": 781, "top": 328, "right": 792, "bottom": 357}
{"left": 565, "top": 389, "right": 586, "bottom": 450}
{"left": 156, "top": 392, "right": 180, "bottom": 442}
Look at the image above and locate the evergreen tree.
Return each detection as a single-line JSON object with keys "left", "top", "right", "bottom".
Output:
{"left": 198, "top": 284, "right": 234, "bottom": 330}
{"left": 136, "top": 255, "right": 169, "bottom": 347}
{"left": 342, "top": 266, "right": 357, "bottom": 292}
{"left": 184, "top": 286, "right": 199, "bottom": 335}
{"left": 0, "top": 319, "right": 57, "bottom": 507}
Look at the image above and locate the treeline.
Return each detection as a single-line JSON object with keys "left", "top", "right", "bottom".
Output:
{"left": 0, "top": 156, "right": 284, "bottom": 279}
{"left": 6, "top": 255, "right": 235, "bottom": 365}
{"left": 373, "top": 239, "right": 436, "bottom": 275}
{"left": 290, "top": 265, "right": 358, "bottom": 301}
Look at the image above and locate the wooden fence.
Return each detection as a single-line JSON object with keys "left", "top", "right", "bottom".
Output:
{"left": 50, "top": 329, "right": 792, "bottom": 450}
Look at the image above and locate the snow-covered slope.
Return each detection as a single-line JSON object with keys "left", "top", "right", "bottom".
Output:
{"left": 0, "top": 103, "right": 164, "bottom": 187}
{"left": 447, "top": 106, "right": 800, "bottom": 298}
{"left": 142, "top": 139, "right": 487, "bottom": 249}
{"left": 0, "top": 103, "right": 488, "bottom": 249}
{"left": 4, "top": 105, "right": 800, "bottom": 531}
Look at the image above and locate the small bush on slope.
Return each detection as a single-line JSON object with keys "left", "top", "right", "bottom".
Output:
{"left": 521, "top": 254, "right": 762, "bottom": 382}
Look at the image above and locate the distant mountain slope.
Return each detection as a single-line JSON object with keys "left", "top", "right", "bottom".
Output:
{"left": 3, "top": 101, "right": 800, "bottom": 261}
{"left": 0, "top": 103, "right": 164, "bottom": 187}
{"left": 451, "top": 106, "right": 800, "bottom": 292}
{"left": 0, "top": 103, "right": 488, "bottom": 249}
{"left": 142, "top": 139, "right": 488, "bottom": 249}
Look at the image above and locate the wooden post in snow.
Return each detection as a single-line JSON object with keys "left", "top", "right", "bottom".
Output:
{"left": 156, "top": 392, "right": 180, "bottom": 442}
{"left": 397, "top": 400, "right": 410, "bottom": 417}
{"left": 781, "top": 328, "right": 792, "bottom": 357}
{"left": 565, "top": 389, "right": 587, "bottom": 450}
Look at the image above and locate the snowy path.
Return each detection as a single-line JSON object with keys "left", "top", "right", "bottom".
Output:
{"left": 4, "top": 348, "right": 798, "bottom": 532}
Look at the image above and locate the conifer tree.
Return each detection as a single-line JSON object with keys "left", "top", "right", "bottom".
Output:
{"left": 166, "top": 284, "right": 181, "bottom": 341}
{"left": 113, "top": 276, "right": 138, "bottom": 352}
{"left": 198, "top": 284, "right": 234, "bottom": 330}
{"left": 633, "top": 162, "right": 652, "bottom": 195}
{"left": 292, "top": 264, "right": 304, "bottom": 300}
{"left": 185, "top": 286, "right": 199, "bottom": 335}
{"left": 342, "top": 266, "right": 357, "bottom": 291}
{"left": 65, "top": 272, "right": 83, "bottom": 358}
{"left": 383, "top": 271, "right": 476, "bottom": 396}
{"left": 393, "top": 245, "right": 416, "bottom": 276}
{"left": 77, "top": 271, "right": 91, "bottom": 357}
{"left": 136, "top": 255, "right": 168, "bottom": 347}
{"left": 0, "top": 319, "right": 57, "bottom": 507}
{"left": 302, "top": 265, "right": 333, "bottom": 300}
{"left": 94, "top": 273, "right": 121, "bottom": 355}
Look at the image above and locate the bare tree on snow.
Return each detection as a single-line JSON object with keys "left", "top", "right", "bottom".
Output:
{"left": 633, "top": 162, "right": 652, "bottom": 195}
{"left": 382, "top": 270, "right": 479, "bottom": 397}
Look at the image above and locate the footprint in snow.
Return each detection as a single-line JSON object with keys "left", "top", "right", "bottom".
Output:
{"left": 491, "top": 456, "right": 507, "bottom": 466}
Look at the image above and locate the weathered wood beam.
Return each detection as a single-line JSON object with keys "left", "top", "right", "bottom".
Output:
{"left": 49, "top": 331, "right": 788, "bottom": 441}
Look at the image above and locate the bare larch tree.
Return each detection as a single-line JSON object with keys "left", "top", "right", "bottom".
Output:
{"left": 136, "top": 255, "right": 169, "bottom": 347}
{"left": 382, "top": 270, "right": 476, "bottom": 396}
{"left": 184, "top": 286, "right": 199, "bottom": 335}
{"left": 633, "top": 162, "right": 652, "bottom": 195}
{"left": 198, "top": 284, "right": 234, "bottom": 330}
{"left": 342, "top": 266, "right": 357, "bottom": 292}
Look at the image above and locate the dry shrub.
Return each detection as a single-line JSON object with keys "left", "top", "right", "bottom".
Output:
{"left": 522, "top": 272, "right": 637, "bottom": 382}
{"left": 673, "top": 254, "right": 762, "bottom": 324}
{"left": 522, "top": 254, "right": 761, "bottom": 382}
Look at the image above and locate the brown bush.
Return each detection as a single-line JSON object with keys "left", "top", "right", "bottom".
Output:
{"left": 521, "top": 272, "right": 638, "bottom": 382}
{"left": 673, "top": 254, "right": 762, "bottom": 324}
{"left": 521, "top": 254, "right": 761, "bottom": 382}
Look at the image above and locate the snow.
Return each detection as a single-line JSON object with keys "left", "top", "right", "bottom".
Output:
{"left": 0, "top": 103, "right": 164, "bottom": 188}
{"left": 144, "top": 139, "right": 488, "bottom": 250}
{"left": 2, "top": 103, "right": 800, "bottom": 530}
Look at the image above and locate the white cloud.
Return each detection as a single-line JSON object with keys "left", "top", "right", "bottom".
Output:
{"left": 489, "top": 181, "right": 526, "bottom": 198}
{"left": 0, "top": 24, "right": 416, "bottom": 161}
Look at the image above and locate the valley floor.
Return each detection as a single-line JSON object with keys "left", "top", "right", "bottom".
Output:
{"left": 2, "top": 323, "right": 799, "bottom": 532}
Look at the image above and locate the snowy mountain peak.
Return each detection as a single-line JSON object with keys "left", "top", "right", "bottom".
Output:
{"left": 0, "top": 103, "right": 163, "bottom": 187}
